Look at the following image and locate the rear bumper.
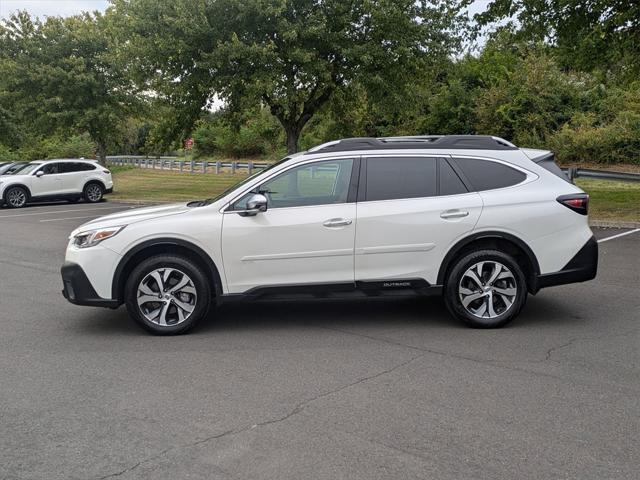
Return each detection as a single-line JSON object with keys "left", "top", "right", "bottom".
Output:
{"left": 61, "top": 261, "right": 120, "bottom": 308}
{"left": 105, "top": 187, "right": 113, "bottom": 194}
{"left": 534, "top": 236, "right": 598, "bottom": 292}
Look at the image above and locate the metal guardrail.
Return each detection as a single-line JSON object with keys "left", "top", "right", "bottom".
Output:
{"left": 106, "top": 155, "right": 270, "bottom": 174}
{"left": 562, "top": 167, "right": 640, "bottom": 183}
{"left": 107, "top": 156, "right": 640, "bottom": 182}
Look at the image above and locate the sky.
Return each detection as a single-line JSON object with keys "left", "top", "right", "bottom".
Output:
{"left": 0, "top": 0, "right": 489, "bottom": 20}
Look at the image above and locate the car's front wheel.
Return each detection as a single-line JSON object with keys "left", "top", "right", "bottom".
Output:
{"left": 124, "top": 255, "right": 212, "bottom": 335}
{"left": 4, "top": 186, "right": 28, "bottom": 208}
{"left": 444, "top": 249, "right": 527, "bottom": 328}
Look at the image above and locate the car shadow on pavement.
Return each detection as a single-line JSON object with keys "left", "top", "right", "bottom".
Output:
{"left": 73, "top": 293, "right": 581, "bottom": 337}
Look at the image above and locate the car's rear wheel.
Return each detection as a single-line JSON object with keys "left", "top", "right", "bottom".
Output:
{"left": 444, "top": 249, "right": 527, "bottom": 328}
{"left": 5, "top": 186, "right": 28, "bottom": 208}
{"left": 125, "top": 255, "right": 212, "bottom": 335}
{"left": 83, "top": 183, "right": 103, "bottom": 203}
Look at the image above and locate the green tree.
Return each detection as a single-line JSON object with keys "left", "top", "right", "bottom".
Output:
{"left": 112, "top": 0, "right": 467, "bottom": 153}
{"left": 476, "top": 1, "right": 640, "bottom": 79}
{"left": 0, "top": 11, "right": 132, "bottom": 163}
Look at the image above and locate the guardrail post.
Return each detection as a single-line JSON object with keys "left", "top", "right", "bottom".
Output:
{"left": 179, "top": 161, "right": 183, "bottom": 173}
{"left": 215, "top": 161, "right": 221, "bottom": 174}
{"left": 248, "top": 161, "right": 254, "bottom": 175}
{"left": 190, "top": 160, "right": 194, "bottom": 173}
{"left": 568, "top": 167, "right": 577, "bottom": 181}
{"left": 169, "top": 159, "right": 174, "bottom": 171}
{"left": 232, "top": 161, "right": 237, "bottom": 174}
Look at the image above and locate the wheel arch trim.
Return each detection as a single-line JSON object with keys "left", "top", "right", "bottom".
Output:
{"left": 2, "top": 183, "right": 32, "bottom": 200}
{"left": 437, "top": 231, "right": 541, "bottom": 286}
{"left": 111, "top": 238, "right": 223, "bottom": 302}
{"left": 83, "top": 179, "right": 106, "bottom": 192}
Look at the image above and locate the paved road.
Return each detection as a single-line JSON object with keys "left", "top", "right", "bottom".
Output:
{"left": 0, "top": 201, "right": 638, "bottom": 480}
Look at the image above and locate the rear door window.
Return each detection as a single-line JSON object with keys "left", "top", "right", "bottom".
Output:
{"left": 451, "top": 157, "right": 527, "bottom": 191}
{"left": 364, "top": 156, "right": 437, "bottom": 201}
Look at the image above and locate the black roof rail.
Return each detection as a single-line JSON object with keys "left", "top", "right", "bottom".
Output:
{"left": 306, "top": 135, "right": 518, "bottom": 154}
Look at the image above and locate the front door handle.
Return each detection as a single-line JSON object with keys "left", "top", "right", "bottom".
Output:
{"left": 323, "top": 218, "right": 353, "bottom": 228}
{"left": 440, "top": 210, "right": 469, "bottom": 219}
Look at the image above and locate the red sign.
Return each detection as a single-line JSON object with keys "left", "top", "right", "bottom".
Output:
{"left": 185, "top": 138, "right": 194, "bottom": 149}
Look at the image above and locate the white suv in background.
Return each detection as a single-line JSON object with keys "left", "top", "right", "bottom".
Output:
{"left": 0, "top": 159, "right": 113, "bottom": 208}
{"left": 61, "top": 136, "right": 597, "bottom": 334}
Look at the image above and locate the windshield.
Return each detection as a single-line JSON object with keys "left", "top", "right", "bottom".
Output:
{"left": 204, "top": 157, "right": 290, "bottom": 205}
{"left": 11, "top": 163, "right": 41, "bottom": 175}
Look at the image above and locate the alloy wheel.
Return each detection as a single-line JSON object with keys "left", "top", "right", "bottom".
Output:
{"left": 7, "top": 189, "right": 26, "bottom": 208}
{"left": 86, "top": 185, "right": 102, "bottom": 202}
{"left": 137, "top": 268, "right": 197, "bottom": 326}
{"left": 458, "top": 261, "right": 517, "bottom": 319}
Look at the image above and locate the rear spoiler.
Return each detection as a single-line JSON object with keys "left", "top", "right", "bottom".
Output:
{"left": 521, "top": 149, "right": 571, "bottom": 183}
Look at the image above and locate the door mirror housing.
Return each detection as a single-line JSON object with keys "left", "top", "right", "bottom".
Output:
{"left": 239, "top": 193, "right": 268, "bottom": 216}
{"left": 36, "top": 171, "right": 44, "bottom": 177}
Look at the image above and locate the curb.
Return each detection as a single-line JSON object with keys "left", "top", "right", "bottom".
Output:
{"left": 589, "top": 220, "right": 640, "bottom": 229}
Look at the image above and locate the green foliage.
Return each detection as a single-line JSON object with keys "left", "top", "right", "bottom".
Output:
{"left": 0, "top": 11, "right": 133, "bottom": 162}
{"left": 192, "top": 109, "right": 282, "bottom": 158}
{"left": 1, "top": 1, "right": 639, "bottom": 166}
{"left": 111, "top": 0, "right": 467, "bottom": 153}
{"left": 0, "top": 134, "right": 95, "bottom": 161}
{"left": 476, "top": 1, "right": 640, "bottom": 80}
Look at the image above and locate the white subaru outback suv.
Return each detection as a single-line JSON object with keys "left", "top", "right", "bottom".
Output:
{"left": 61, "top": 136, "right": 597, "bottom": 334}
{"left": 0, "top": 159, "right": 113, "bottom": 208}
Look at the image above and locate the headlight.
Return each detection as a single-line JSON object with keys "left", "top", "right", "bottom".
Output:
{"left": 73, "top": 226, "right": 125, "bottom": 248}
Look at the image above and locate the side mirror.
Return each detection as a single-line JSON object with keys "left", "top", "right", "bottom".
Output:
{"left": 36, "top": 171, "right": 44, "bottom": 177}
{"left": 240, "top": 193, "right": 268, "bottom": 216}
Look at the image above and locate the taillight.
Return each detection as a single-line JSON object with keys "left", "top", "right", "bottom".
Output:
{"left": 557, "top": 194, "right": 589, "bottom": 215}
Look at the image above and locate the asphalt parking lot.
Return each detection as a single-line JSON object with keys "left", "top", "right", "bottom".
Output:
{"left": 0, "top": 201, "right": 638, "bottom": 480}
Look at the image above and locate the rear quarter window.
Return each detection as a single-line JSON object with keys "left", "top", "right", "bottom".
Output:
{"left": 452, "top": 157, "right": 527, "bottom": 191}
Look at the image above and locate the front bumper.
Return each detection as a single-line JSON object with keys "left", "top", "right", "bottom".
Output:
{"left": 61, "top": 262, "right": 120, "bottom": 308}
{"left": 534, "top": 236, "right": 598, "bottom": 292}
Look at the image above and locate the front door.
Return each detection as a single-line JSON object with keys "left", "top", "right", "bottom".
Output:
{"left": 32, "top": 163, "right": 64, "bottom": 197}
{"left": 222, "top": 158, "right": 357, "bottom": 294}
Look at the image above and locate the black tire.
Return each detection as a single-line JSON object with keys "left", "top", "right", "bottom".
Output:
{"left": 4, "top": 186, "right": 28, "bottom": 208}
{"left": 83, "top": 183, "right": 103, "bottom": 203}
{"left": 125, "top": 255, "right": 212, "bottom": 335}
{"left": 444, "top": 249, "right": 527, "bottom": 328}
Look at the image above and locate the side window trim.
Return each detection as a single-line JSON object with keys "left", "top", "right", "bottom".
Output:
{"left": 443, "top": 156, "right": 473, "bottom": 192}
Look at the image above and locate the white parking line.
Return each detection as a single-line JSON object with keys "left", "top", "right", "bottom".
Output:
{"left": 0, "top": 205, "right": 135, "bottom": 219}
{"left": 597, "top": 228, "right": 640, "bottom": 243}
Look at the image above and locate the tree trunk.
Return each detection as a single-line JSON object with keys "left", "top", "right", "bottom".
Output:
{"left": 285, "top": 124, "right": 301, "bottom": 155}
{"left": 96, "top": 142, "right": 107, "bottom": 166}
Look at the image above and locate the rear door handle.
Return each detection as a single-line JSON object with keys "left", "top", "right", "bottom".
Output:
{"left": 440, "top": 210, "right": 469, "bottom": 219}
{"left": 323, "top": 218, "right": 353, "bottom": 228}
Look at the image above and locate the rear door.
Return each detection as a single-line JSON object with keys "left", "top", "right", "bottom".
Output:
{"left": 354, "top": 156, "right": 483, "bottom": 285}
{"left": 61, "top": 162, "right": 94, "bottom": 193}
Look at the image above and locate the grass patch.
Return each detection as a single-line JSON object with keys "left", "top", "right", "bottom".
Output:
{"left": 576, "top": 179, "right": 640, "bottom": 222}
{"left": 110, "top": 168, "right": 249, "bottom": 202}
